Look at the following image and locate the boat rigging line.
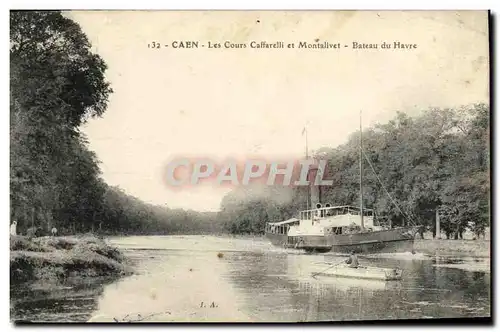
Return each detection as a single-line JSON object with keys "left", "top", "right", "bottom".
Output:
{"left": 361, "top": 148, "right": 416, "bottom": 227}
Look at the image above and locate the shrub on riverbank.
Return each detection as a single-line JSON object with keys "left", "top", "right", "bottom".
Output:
{"left": 414, "top": 238, "right": 490, "bottom": 257}
{"left": 10, "top": 236, "right": 48, "bottom": 252}
{"left": 10, "top": 235, "right": 130, "bottom": 284}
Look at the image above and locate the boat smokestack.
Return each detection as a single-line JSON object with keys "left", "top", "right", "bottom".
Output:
{"left": 308, "top": 163, "right": 321, "bottom": 207}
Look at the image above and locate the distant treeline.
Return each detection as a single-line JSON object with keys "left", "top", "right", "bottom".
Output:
{"left": 99, "top": 186, "right": 223, "bottom": 235}
{"left": 219, "top": 104, "right": 490, "bottom": 239}
{"left": 10, "top": 11, "right": 225, "bottom": 236}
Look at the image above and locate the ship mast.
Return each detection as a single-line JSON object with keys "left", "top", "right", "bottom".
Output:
{"left": 304, "top": 126, "right": 310, "bottom": 212}
{"left": 359, "top": 110, "right": 364, "bottom": 230}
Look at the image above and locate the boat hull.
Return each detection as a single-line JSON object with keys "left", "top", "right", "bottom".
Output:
{"left": 265, "top": 226, "right": 418, "bottom": 254}
{"left": 312, "top": 264, "right": 403, "bottom": 281}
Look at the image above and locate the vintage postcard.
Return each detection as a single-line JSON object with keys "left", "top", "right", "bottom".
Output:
{"left": 10, "top": 10, "right": 490, "bottom": 323}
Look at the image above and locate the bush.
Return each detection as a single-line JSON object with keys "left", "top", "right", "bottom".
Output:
{"left": 10, "top": 235, "right": 130, "bottom": 285}
{"left": 10, "top": 236, "right": 50, "bottom": 252}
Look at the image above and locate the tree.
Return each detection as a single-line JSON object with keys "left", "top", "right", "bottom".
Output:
{"left": 218, "top": 104, "right": 490, "bottom": 237}
{"left": 10, "top": 11, "right": 233, "bottom": 237}
{"left": 10, "top": 10, "right": 112, "bottom": 233}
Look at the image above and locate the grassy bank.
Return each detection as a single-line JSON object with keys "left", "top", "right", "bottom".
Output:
{"left": 413, "top": 238, "right": 490, "bottom": 258}
{"left": 10, "top": 235, "right": 131, "bottom": 285}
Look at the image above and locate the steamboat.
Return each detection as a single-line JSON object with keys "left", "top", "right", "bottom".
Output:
{"left": 265, "top": 114, "right": 419, "bottom": 254}
{"left": 265, "top": 204, "right": 418, "bottom": 254}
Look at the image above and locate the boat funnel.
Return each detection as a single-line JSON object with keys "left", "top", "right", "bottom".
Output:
{"left": 316, "top": 203, "right": 322, "bottom": 209}
{"left": 308, "top": 163, "right": 321, "bottom": 207}
{"left": 325, "top": 203, "right": 331, "bottom": 208}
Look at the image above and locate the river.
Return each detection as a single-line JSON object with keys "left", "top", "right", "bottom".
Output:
{"left": 10, "top": 235, "right": 491, "bottom": 322}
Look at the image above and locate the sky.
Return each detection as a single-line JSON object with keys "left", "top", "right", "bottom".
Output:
{"left": 70, "top": 10, "right": 489, "bottom": 211}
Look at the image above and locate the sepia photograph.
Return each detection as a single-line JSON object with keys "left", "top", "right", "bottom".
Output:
{"left": 9, "top": 9, "right": 491, "bottom": 323}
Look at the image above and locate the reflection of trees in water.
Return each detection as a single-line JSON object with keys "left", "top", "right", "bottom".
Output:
{"left": 10, "top": 277, "right": 117, "bottom": 322}
{"left": 301, "top": 282, "right": 414, "bottom": 321}
{"left": 462, "top": 271, "right": 490, "bottom": 301}
{"left": 226, "top": 252, "right": 301, "bottom": 321}
{"left": 225, "top": 252, "right": 490, "bottom": 322}
{"left": 226, "top": 252, "right": 406, "bottom": 321}
{"left": 481, "top": 271, "right": 490, "bottom": 289}
{"left": 434, "top": 263, "right": 489, "bottom": 299}
{"left": 228, "top": 252, "right": 288, "bottom": 288}
{"left": 398, "top": 257, "right": 490, "bottom": 318}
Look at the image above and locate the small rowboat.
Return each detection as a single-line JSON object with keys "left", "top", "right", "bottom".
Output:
{"left": 312, "top": 263, "right": 403, "bottom": 281}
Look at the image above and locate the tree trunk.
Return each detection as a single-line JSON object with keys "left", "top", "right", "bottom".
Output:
{"left": 435, "top": 209, "right": 440, "bottom": 239}
{"left": 418, "top": 227, "right": 424, "bottom": 239}
{"left": 92, "top": 210, "right": 96, "bottom": 233}
{"left": 22, "top": 203, "right": 27, "bottom": 232}
{"left": 46, "top": 210, "right": 52, "bottom": 234}
{"left": 454, "top": 221, "right": 460, "bottom": 240}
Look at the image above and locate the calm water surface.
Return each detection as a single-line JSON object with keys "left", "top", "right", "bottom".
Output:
{"left": 10, "top": 235, "right": 491, "bottom": 322}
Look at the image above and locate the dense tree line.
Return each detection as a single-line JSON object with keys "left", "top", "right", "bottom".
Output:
{"left": 220, "top": 104, "right": 490, "bottom": 239}
{"left": 100, "top": 186, "right": 223, "bottom": 235}
{"left": 10, "top": 11, "right": 223, "bottom": 236}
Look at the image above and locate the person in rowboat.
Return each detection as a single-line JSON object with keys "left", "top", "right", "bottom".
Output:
{"left": 345, "top": 250, "right": 359, "bottom": 268}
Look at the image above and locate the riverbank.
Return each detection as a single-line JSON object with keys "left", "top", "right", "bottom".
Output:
{"left": 10, "top": 235, "right": 131, "bottom": 286}
{"left": 213, "top": 235, "right": 491, "bottom": 258}
{"left": 413, "top": 238, "right": 490, "bottom": 258}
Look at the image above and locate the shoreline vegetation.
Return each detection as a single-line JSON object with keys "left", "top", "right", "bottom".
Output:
{"left": 413, "top": 238, "right": 490, "bottom": 258}
{"left": 10, "top": 235, "right": 131, "bottom": 286}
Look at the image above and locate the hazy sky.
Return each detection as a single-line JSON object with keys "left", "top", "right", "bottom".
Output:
{"left": 71, "top": 11, "right": 489, "bottom": 211}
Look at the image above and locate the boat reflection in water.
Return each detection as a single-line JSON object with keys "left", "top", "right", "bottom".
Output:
{"left": 285, "top": 254, "right": 405, "bottom": 322}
